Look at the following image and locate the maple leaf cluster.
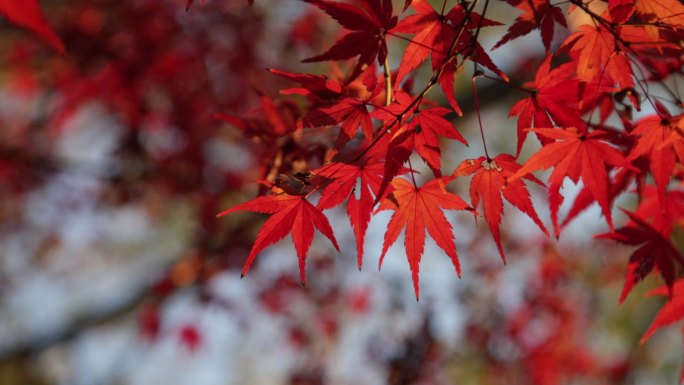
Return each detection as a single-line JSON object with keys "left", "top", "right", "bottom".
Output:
{"left": 216, "top": 0, "right": 683, "bottom": 304}
{"left": 211, "top": 0, "right": 684, "bottom": 367}
{"left": 4, "top": 0, "right": 684, "bottom": 379}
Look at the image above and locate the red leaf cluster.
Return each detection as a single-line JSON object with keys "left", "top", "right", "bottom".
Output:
{"left": 215, "top": 0, "right": 684, "bottom": 309}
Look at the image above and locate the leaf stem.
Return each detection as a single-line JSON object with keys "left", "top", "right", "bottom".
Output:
{"left": 385, "top": 32, "right": 449, "bottom": 59}
{"left": 407, "top": 157, "right": 418, "bottom": 187}
{"left": 481, "top": 74, "right": 532, "bottom": 94}
{"left": 472, "top": 75, "right": 491, "bottom": 160}
{"left": 471, "top": 0, "right": 489, "bottom": 44}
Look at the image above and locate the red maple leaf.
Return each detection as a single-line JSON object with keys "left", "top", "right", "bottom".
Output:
{"left": 302, "top": 0, "right": 397, "bottom": 78}
{"left": 509, "top": 127, "right": 635, "bottom": 236}
{"left": 640, "top": 277, "right": 684, "bottom": 383}
{"left": 455, "top": 154, "right": 548, "bottom": 262}
{"left": 377, "top": 176, "right": 471, "bottom": 299}
{"left": 217, "top": 193, "right": 340, "bottom": 284}
{"left": 562, "top": 157, "right": 684, "bottom": 234}
{"left": 371, "top": 92, "right": 467, "bottom": 202}
{"left": 634, "top": 186, "right": 684, "bottom": 236}
{"left": 392, "top": 0, "right": 505, "bottom": 113}
{"left": 628, "top": 113, "right": 684, "bottom": 208}
{"left": 618, "top": 24, "right": 683, "bottom": 83}
{"left": 508, "top": 55, "right": 584, "bottom": 156}
{"left": 393, "top": 0, "right": 457, "bottom": 80}
{"left": 389, "top": 106, "right": 467, "bottom": 177}
{"left": 493, "top": 0, "right": 567, "bottom": 51}
{"left": 393, "top": 0, "right": 502, "bottom": 78}
{"left": 0, "top": 0, "right": 65, "bottom": 53}
{"left": 309, "top": 98, "right": 375, "bottom": 142}
{"left": 596, "top": 210, "right": 684, "bottom": 304}
{"left": 314, "top": 156, "right": 386, "bottom": 269}
{"left": 635, "top": 0, "right": 684, "bottom": 28}
{"left": 561, "top": 22, "right": 635, "bottom": 91}
{"left": 608, "top": 0, "right": 636, "bottom": 23}
{"left": 268, "top": 67, "right": 379, "bottom": 142}
{"left": 560, "top": 166, "right": 636, "bottom": 231}
{"left": 641, "top": 279, "right": 684, "bottom": 344}
{"left": 214, "top": 94, "right": 299, "bottom": 140}
{"left": 269, "top": 68, "right": 346, "bottom": 100}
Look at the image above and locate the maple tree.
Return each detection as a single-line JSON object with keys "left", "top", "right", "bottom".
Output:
{"left": 2, "top": 0, "right": 684, "bottom": 383}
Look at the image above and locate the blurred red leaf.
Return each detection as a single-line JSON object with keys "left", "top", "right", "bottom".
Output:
{"left": 0, "top": 0, "right": 65, "bottom": 53}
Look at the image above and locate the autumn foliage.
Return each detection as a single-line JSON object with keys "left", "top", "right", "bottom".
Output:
{"left": 217, "top": 0, "right": 684, "bottom": 362}
{"left": 213, "top": 0, "right": 683, "bottom": 302}
{"left": 2, "top": 0, "right": 684, "bottom": 382}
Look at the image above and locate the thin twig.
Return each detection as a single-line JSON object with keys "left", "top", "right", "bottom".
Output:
{"left": 384, "top": 57, "right": 393, "bottom": 106}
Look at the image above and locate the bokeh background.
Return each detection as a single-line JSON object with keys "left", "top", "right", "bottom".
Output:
{"left": 0, "top": 1, "right": 680, "bottom": 384}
